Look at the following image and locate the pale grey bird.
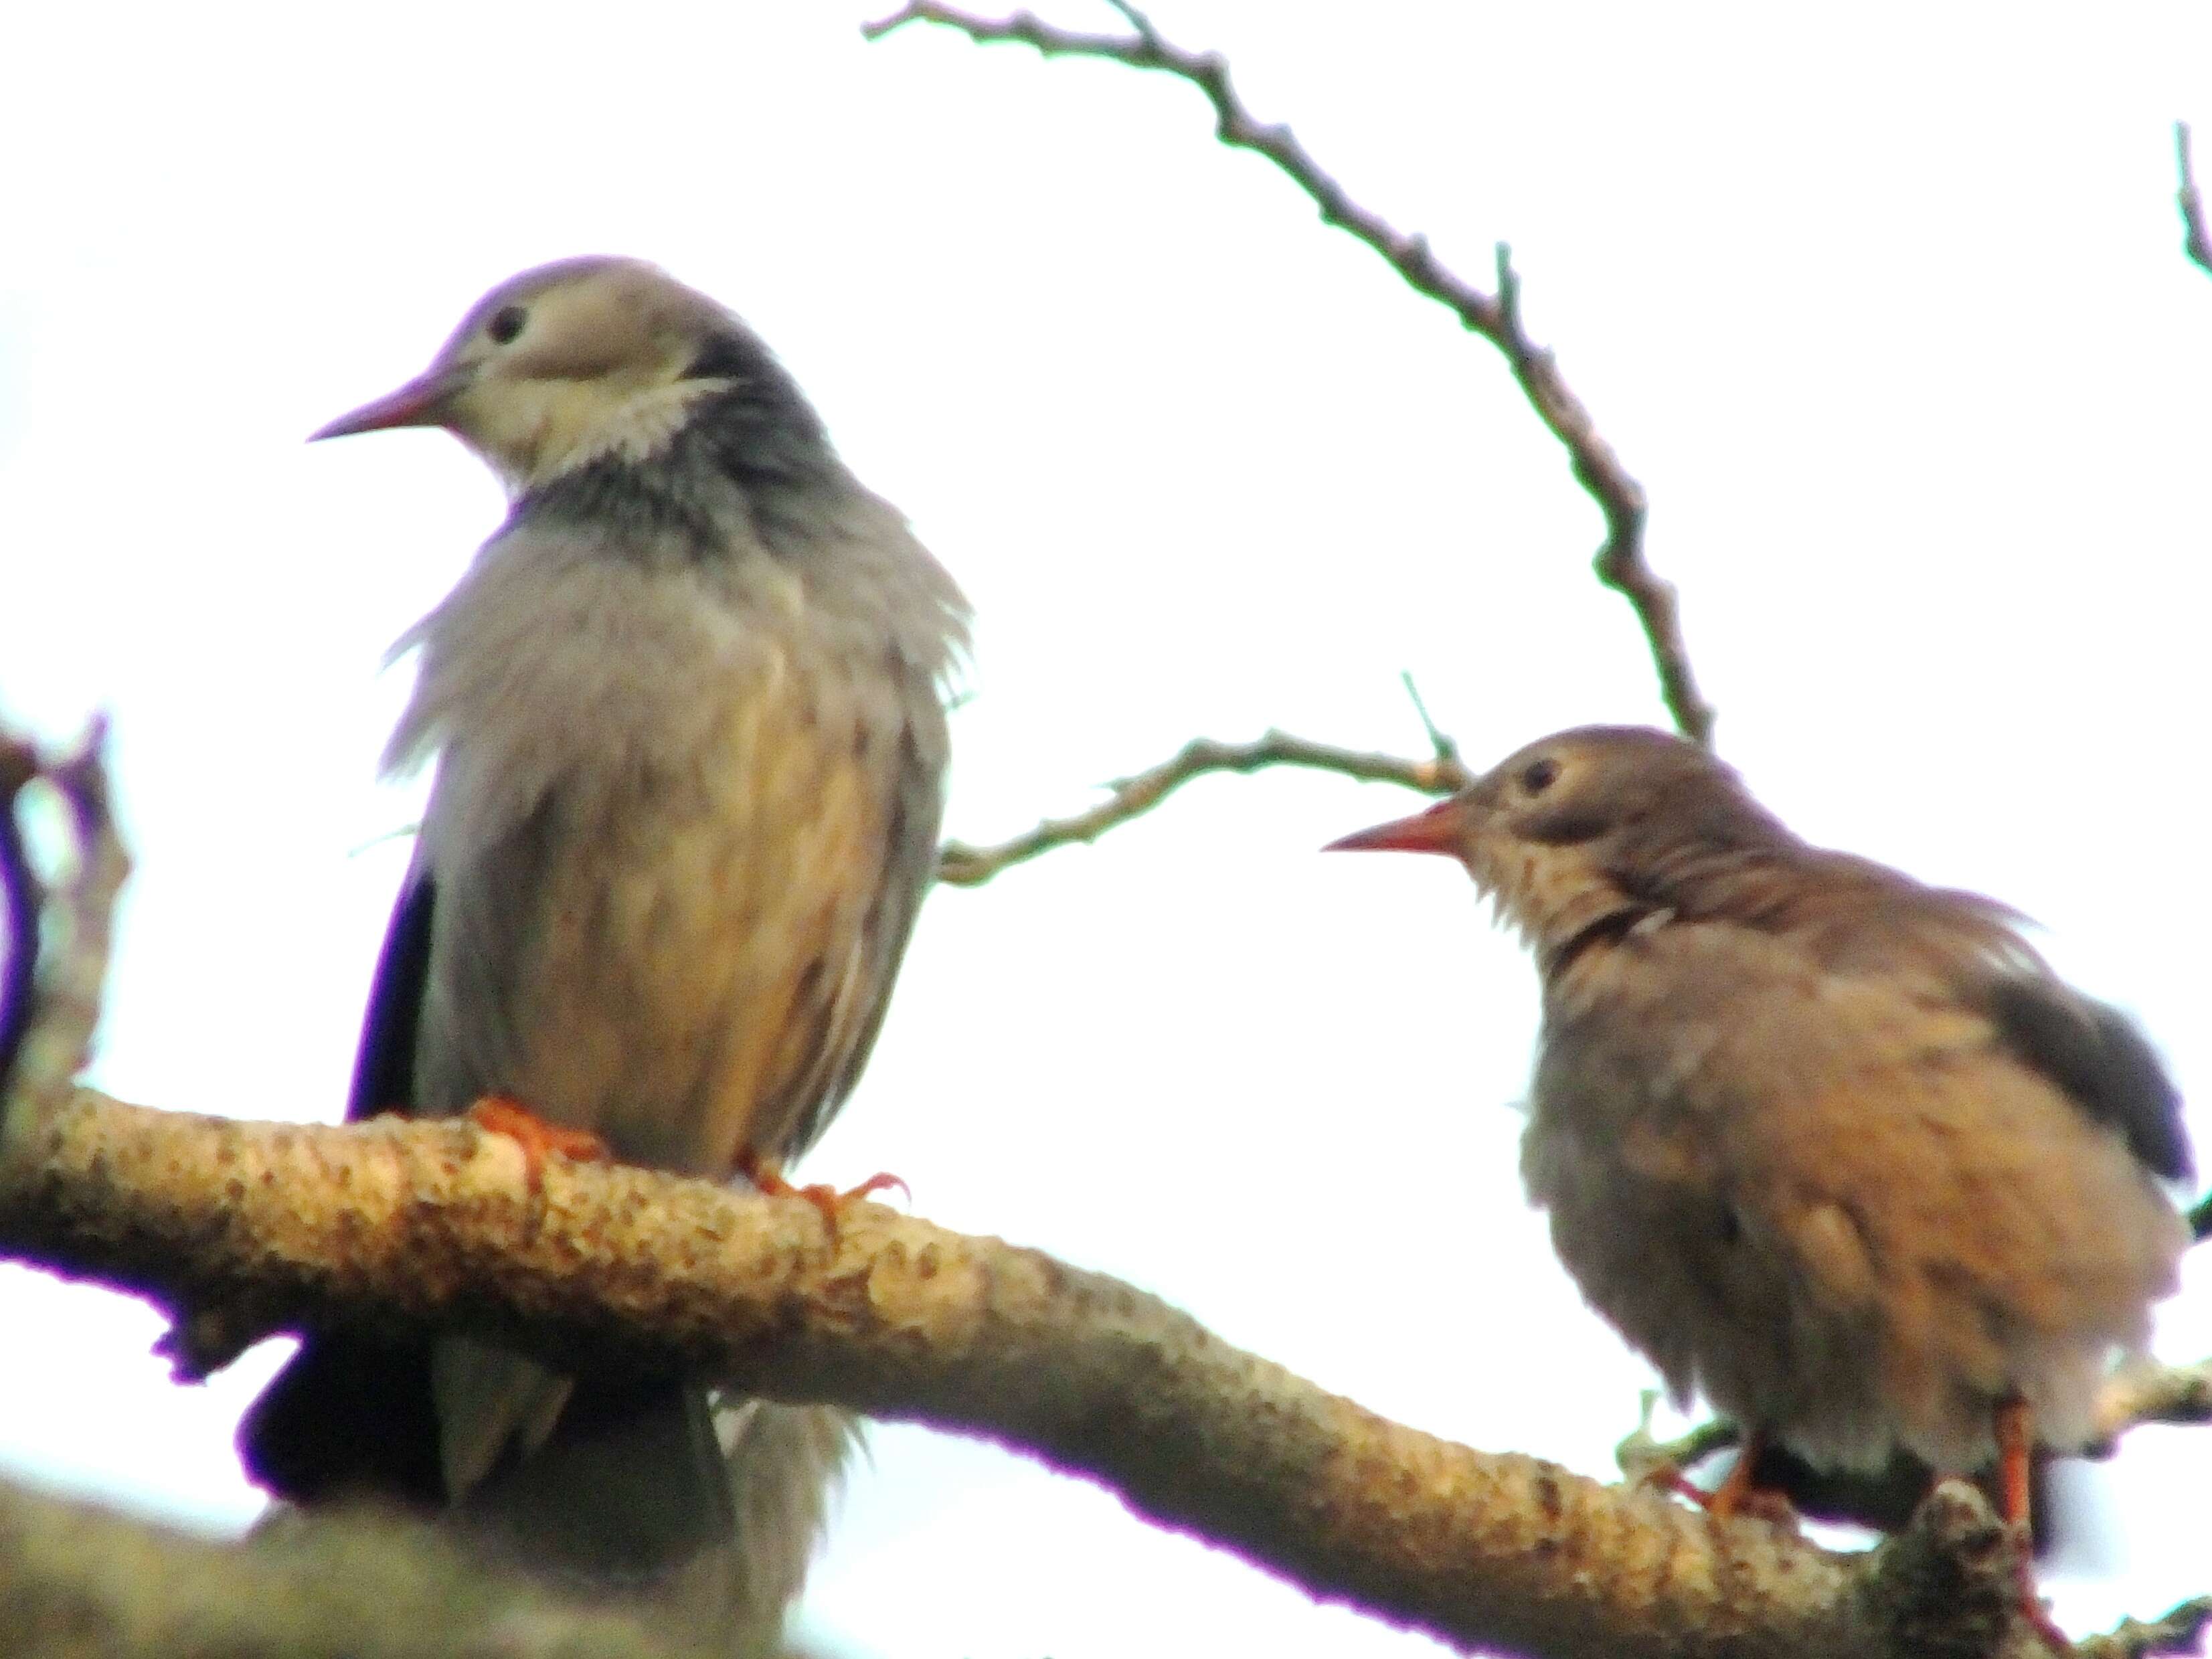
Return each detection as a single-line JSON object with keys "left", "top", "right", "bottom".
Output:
{"left": 239, "top": 256, "right": 968, "bottom": 1649}
{"left": 1331, "top": 727, "right": 2191, "bottom": 1635}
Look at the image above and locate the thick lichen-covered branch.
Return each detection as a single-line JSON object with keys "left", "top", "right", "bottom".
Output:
{"left": 862, "top": 1, "right": 1715, "bottom": 748}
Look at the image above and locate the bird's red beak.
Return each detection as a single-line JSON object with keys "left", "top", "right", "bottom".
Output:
{"left": 310, "top": 363, "right": 471, "bottom": 442}
{"left": 1324, "top": 797, "right": 1468, "bottom": 856}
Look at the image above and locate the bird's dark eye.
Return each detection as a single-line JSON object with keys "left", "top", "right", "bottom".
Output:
{"left": 1520, "top": 758, "right": 1560, "bottom": 794}
{"left": 487, "top": 305, "right": 528, "bottom": 345}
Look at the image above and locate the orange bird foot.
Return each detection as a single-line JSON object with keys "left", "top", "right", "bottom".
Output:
{"left": 736, "top": 1148, "right": 909, "bottom": 1230}
{"left": 1993, "top": 1399, "right": 2072, "bottom": 1653}
{"left": 1638, "top": 1462, "right": 1717, "bottom": 1506}
{"left": 468, "top": 1096, "right": 610, "bottom": 1192}
{"left": 2012, "top": 1591, "right": 2072, "bottom": 1656}
{"left": 1642, "top": 1432, "right": 1798, "bottom": 1531}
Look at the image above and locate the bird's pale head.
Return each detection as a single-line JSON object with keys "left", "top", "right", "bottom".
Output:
{"left": 1329, "top": 725, "right": 1795, "bottom": 952}
{"left": 311, "top": 257, "right": 764, "bottom": 493}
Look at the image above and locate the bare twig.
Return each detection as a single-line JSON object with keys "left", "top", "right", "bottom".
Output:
{"left": 2090, "top": 1357, "right": 2212, "bottom": 1450}
{"left": 0, "top": 721, "right": 126, "bottom": 1127}
{"left": 2077, "top": 1597, "right": 2212, "bottom": 1659}
{"left": 1620, "top": 1357, "right": 2212, "bottom": 1548}
{"left": 1398, "top": 671, "right": 1460, "bottom": 768}
{"left": 1614, "top": 1391, "right": 1739, "bottom": 1486}
{"left": 1626, "top": 1357, "right": 2212, "bottom": 1492}
{"left": 2179, "top": 122, "right": 2212, "bottom": 280}
{"left": 936, "top": 729, "right": 1466, "bottom": 886}
{"left": 861, "top": 3, "right": 1717, "bottom": 748}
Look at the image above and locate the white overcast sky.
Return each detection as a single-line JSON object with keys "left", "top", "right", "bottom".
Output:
{"left": 3, "top": 3, "right": 2209, "bottom": 1654}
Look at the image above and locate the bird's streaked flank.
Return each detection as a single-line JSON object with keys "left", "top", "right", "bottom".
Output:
{"left": 240, "top": 256, "right": 968, "bottom": 1652}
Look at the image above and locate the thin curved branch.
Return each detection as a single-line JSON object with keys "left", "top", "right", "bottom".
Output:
{"left": 937, "top": 729, "right": 1466, "bottom": 887}
{"left": 861, "top": 2, "right": 1716, "bottom": 748}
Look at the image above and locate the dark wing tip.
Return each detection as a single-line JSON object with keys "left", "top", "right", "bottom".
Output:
{"left": 1988, "top": 976, "right": 2193, "bottom": 1184}
{"left": 348, "top": 874, "right": 437, "bottom": 1122}
{"left": 237, "top": 1334, "right": 444, "bottom": 1506}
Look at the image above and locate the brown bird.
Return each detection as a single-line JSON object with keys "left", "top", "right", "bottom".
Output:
{"left": 1330, "top": 725, "right": 2191, "bottom": 1632}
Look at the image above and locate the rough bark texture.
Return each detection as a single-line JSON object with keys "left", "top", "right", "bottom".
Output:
{"left": 0, "top": 1476, "right": 724, "bottom": 1659}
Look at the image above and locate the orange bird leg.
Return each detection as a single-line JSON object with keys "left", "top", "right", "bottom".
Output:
{"left": 1704, "top": 1429, "right": 1770, "bottom": 1522}
{"left": 736, "top": 1146, "right": 909, "bottom": 1229}
{"left": 1640, "top": 1429, "right": 1798, "bottom": 1529}
{"left": 467, "top": 1096, "right": 611, "bottom": 1193}
{"left": 1640, "top": 1463, "right": 1721, "bottom": 1506}
{"left": 1995, "top": 1399, "right": 2072, "bottom": 1653}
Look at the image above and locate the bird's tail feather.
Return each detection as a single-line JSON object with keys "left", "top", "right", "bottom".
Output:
{"left": 462, "top": 1383, "right": 861, "bottom": 1656}
{"left": 432, "top": 1336, "right": 576, "bottom": 1500}
{"left": 237, "top": 1332, "right": 445, "bottom": 1506}
{"left": 244, "top": 1332, "right": 859, "bottom": 1654}
{"left": 703, "top": 1397, "right": 863, "bottom": 1644}
{"left": 458, "top": 1369, "right": 734, "bottom": 1580}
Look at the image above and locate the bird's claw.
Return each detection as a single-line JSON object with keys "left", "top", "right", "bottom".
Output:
{"left": 738, "top": 1150, "right": 908, "bottom": 1231}
{"left": 1636, "top": 1461, "right": 1715, "bottom": 1506}
{"left": 468, "top": 1095, "right": 611, "bottom": 1193}
{"left": 1640, "top": 1437, "right": 1799, "bottom": 1532}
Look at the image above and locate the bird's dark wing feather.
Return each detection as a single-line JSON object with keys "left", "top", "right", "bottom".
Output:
{"left": 1986, "top": 975, "right": 2193, "bottom": 1183}
{"left": 234, "top": 1327, "right": 445, "bottom": 1506}
{"left": 349, "top": 869, "right": 438, "bottom": 1121}
{"left": 237, "top": 868, "right": 444, "bottom": 1506}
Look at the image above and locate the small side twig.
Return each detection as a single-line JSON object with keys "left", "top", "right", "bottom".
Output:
{"left": 1614, "top": 1391, "right": 1739, "bottom": 1486}
{"left": 1398, "top": 671, "right": 1459, "bottom": 768}
{"left": 2076, "top": 1597, "right": 2212, "bottom": 1659}
{"left": 861, "top": 2, "right": 1715, "bottom": 748}
{"left": 0, "top": 720, "right": 126, "bottom": 1131}
{"left": 1621, "top": 1357, "right": 2212, "bottom": 1546}
{"left": 1626, "top": 1359, "right": 2212, "bottom": 1489}
{"left": 936, "top": 730, "right": 1467, "bottom": 887}
{"left": 2179, "top": 122, "right": 2212, "bottom": 280}
{"left": 2089, "top": 1358, "right": 2212, "bottom": 1451}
